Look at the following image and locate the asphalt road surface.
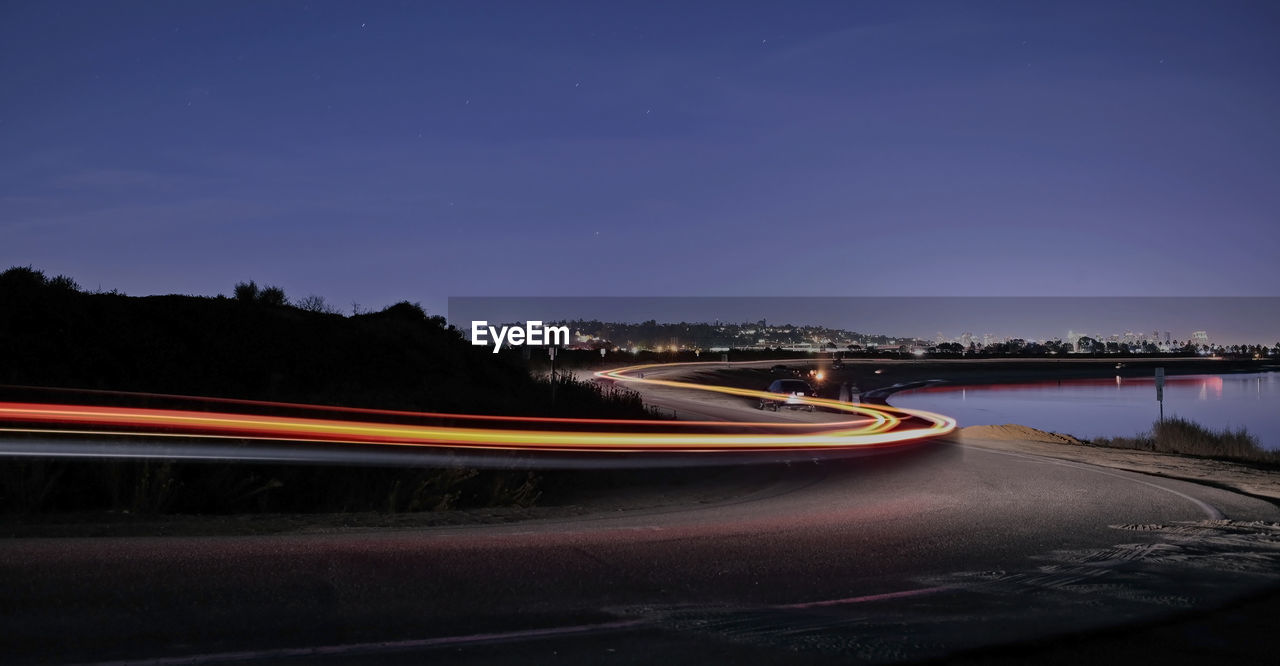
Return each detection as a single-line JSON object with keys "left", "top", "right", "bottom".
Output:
{"left": 2, "top": 368, "right": 1278, "bottom": 664}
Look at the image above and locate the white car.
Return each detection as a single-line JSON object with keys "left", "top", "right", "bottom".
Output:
{"left": 758, "top": 379, "right": 817, "bottom": 411}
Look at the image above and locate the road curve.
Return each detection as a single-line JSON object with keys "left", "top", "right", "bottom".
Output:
{"left": 0, "top": 362, "right": 952, "bottom": 462}
{"left": 1, "top": 365, "right": 1278, "bottom": 664}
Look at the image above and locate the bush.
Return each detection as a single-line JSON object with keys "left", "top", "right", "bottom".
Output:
{"left": 258, "top": 285, "right": 287, "bottom": 307}
{"left": 296, "top": 294, "right": 340, "bottom": 315}
{"left": 0, "top": 458, "right": 543, "bottom": 515}
{"left": 48, "top": 275, "right": 80, "bottom": 291}
{"left": 1092, "top": 416, "right": 1277, "bottom": 465}
{"left": 233, "top": 280, "right": 259, "bottom": 302}
{"left": 0, "top": 265, "right": 48, "bottom": 289}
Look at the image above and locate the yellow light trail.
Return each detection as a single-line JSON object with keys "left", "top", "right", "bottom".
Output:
{"left": 0, "top": 361, "right": 956, "bottom": 455}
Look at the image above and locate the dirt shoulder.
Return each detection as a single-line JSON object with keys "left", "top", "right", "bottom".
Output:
{"left": 958, "top": 424, "right": 1280, "bottom": 502}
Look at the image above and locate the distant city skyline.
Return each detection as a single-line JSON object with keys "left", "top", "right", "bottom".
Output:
{"left": 450, "top": 297, "right": 1280, "bottom": 346}
{"left": 539, "top": 319, "right": 1245, "bottom": 354}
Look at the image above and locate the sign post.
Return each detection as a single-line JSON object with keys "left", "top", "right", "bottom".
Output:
{"left": 1155, "top": 367, "right": 1165, "bottom": 423}
{"left": 549, "top": 346, "right": 558, "bottom": 403}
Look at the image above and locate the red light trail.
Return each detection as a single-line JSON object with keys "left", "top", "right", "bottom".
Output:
{"left": 0, "top": 362, "right": 955, "bottom": 457}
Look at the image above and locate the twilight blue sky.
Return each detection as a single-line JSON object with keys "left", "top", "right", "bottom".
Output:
{"left": 3, "top": 1, "right": 1279, "bottom": 321}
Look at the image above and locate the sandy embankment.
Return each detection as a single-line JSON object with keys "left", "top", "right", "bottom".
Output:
{"left": 959, "top": 424, "right": 1280, "bottom": 501}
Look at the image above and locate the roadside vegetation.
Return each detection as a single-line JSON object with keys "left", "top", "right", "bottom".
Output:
{"left": 0, "top": 266, "right": 653, "bottom": 519}
{"left": 1090, "top": 417, "right": 1279, "bottom": 466}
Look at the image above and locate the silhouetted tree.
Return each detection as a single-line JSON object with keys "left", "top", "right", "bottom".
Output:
{"left": 47, "top": 275, "right": 80, "bottom": 291}
{"left": 258, "top": 285, "right": 287, "bottom": 307}
{"left": 378, "top": 301, "right": 427, "bottom": 320}
{"left": 296, "top": 294, "right": 339, "bottom": 314}
{"left": 0, "top": 265, "right": 48, "bottom": 288}
{"left": 233, "top": 280, "right": 259, "bottom": 302}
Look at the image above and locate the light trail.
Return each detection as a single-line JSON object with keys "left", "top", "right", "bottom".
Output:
{"left": 0, "top": 362, "right": 955, "bottom": 458}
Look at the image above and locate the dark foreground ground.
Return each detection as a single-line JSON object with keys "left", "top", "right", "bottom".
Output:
{"left": 277, "top": 586, "right": 1280, "bottom": 666}
{"left": 3, "top": 439, "right": 1278, "bottom": 665}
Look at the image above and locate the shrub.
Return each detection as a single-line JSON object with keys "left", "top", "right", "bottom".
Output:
{"left": 0, "top": 265, "right": 48, "bottom": 289}
{"left": 296, "top": 294, "right": 340, "bottom": 315}
{"left": 1091, "top": 416, "right": 1277, "bottom": 465}
{"left": 233, "top": 280, "right": 259, "bottom": 302}
{"left": 48, "top": 275, "right": 80, "bottom": 291}
{"left": 258, "top": 285, "right": 287, "bottom": 307}
{"left": 363, "top": 301, "right": 428, "bottom": 322}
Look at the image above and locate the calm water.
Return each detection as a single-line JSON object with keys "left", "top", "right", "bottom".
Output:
{"left": 889, "top": 372, "right": 1280, "bottom": 450}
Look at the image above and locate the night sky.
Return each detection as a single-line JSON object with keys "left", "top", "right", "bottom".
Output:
{"left": 4, "top": 1, "right": 1279, "bottom": 324}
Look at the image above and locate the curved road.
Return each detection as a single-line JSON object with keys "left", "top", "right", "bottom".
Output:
{"left": 2, "top": 365, "right": 1278, "bottom": 664}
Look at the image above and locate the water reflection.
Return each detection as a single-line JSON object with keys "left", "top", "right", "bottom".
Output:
{"left": 891, "top": 372, "right": 1279, "bottom": 450}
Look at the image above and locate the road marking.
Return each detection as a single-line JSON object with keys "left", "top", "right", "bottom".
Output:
{"left": 774, "top": 585, "right": 951, "bottom": 610}
{"left": 960, "top": 445, "right": 1224, "bottom": 520}
{"left": 1047, "top": 460, "right": 1224, "bottom": 520}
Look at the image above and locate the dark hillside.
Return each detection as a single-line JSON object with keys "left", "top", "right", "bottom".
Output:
{"left": 0, "top": 267, "right": 638, "bottom": 417}
{"left": 0, "top": 267, "right": 650, "bottom": 518}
